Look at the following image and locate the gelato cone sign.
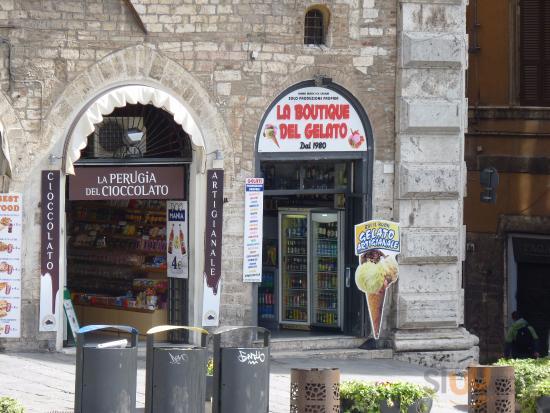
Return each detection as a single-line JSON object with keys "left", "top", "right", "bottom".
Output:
{"left": 257, "top": 86, "right": 368, "bottom": 152}
{"left": 354, "top": 220, "right": 400, "bottom": 340}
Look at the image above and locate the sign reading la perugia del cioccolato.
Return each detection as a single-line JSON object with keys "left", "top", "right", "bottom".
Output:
{"left": 257, "top": 86, "right": 368, "bottom": 153}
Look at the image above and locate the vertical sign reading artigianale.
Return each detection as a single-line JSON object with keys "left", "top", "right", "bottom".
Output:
{"left": 202, "top": 169, "right": 224, "bottom": 326}
{"left": 40, "top": 171, "right": 60, "bottom": 332}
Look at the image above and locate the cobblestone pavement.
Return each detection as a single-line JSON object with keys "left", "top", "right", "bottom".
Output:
{"left": 0, "top": 352, "right": 467, "bottom": 412}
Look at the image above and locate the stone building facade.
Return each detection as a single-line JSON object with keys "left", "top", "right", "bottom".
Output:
{"left": 464, "top": 0, "right": 550, "bottom": 362}
{"left": 0, "top": 0, "right": 477, "bottom": 368}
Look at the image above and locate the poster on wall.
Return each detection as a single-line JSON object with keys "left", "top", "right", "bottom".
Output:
{"left": 243, "top": 178, "right": 264, "bottom": 283}
{"left": 257, "top": 86, "right": 368, "bottom": 153}
{"left": 40, "top": 171, "right": 60, "bottom": 332}
{"left": 167, "top": 201, "right": 189, "bottom": 279}
{"left": 354, "top": 220, "right": 400, "bottom": 340}
{"left": 202, "top": 170, "right": 224, "bottom": 327}
{"left": 0, "top": 193, "right": 22, "bottom": 338}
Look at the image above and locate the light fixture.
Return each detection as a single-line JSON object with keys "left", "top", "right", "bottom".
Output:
{"left": 124, "top": 127, "right": 144, "bottom": 146}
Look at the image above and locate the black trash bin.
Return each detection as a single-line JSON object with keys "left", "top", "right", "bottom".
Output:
{"left": 145, "top": 325, "right": 209, "bottom": 413}
{"left": 74, "top": 324, "right": 138, "bottom": 413}
{"left": 212, "top": 326, "right": 270, "bottom": 413}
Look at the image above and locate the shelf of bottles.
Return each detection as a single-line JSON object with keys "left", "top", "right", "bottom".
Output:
{"left": 281, "top": 214, "right": 308, "bottom": 323}
{"left": 258, "top": 270, "right": 276, "bottom": 321}
{"left": 312, "top": 217, "right": 339, "bottom": 327}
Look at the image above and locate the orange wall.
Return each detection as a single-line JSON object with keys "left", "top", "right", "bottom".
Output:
{"left": 467, "top": 0, "right": 510, "bottom": 105}
{"left": 465, "top": 172, "right": 550, "bottom": 233}
{"left": 465, "top": 136, "right": 550, "bottom": 159}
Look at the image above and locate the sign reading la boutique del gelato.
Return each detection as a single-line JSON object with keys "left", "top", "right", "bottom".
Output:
{"left": 68, "top": 166, "right": 185, "bottom": 200}
{"left": 354, "top": 220, "right": 400, "bottom": 340}
{"left": 257, "top": 86, "right": 368, "bottom": 153}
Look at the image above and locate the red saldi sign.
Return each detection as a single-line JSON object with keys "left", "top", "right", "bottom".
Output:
{"left": 69, "top": 166, "right": 185, "bottom": 200}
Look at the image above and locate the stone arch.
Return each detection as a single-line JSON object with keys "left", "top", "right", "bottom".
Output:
{"left": 249, "top": 65, "right": 388, "bottom": 160}
{"left": 265, "top": 65, "right": 382, "bottom": 135}
{"left": 43, "top": 44, "right": 233, "bottom": 175}
{"left": 0, "top": 90, "right": 28, "bottom": 181}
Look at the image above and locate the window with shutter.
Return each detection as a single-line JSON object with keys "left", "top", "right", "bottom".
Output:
{"left": 520, "top": 0, "right": 550, "bottom": 106}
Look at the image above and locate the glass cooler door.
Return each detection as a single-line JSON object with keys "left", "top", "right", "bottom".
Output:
{"left": 311, "top": 212, "right": 341, "bottom": 328}
{"left": 279, "top": 212, "right": 309, "bottom": 325}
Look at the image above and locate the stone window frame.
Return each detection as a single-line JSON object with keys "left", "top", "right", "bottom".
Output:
{"left": 304, "top": 5, "right": 331, "bottom": 46}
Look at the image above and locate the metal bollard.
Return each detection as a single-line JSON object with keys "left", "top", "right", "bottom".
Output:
{"left": 290, "top": 368, "right": 340, "bottom": 412}
{"left": 145, "top": 325, "right": 209, "bottom": 413}
{"left": 74, "top": 324, "right": 138, "bottom": 413}
{"left": 468, "top": 365, "right": 515, "bottom": 413}
{"left": 212, "top": 326, "right": 270, "bottom": 413}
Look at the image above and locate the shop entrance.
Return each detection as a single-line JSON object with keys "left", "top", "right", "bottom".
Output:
{"left": 257, "top": 158, "right": 370, "bottom": 337}
{"left": 65, "top": 103, "right": 192, "bottom": 343}
{"left": 517, "top": 262, "right": 550, "bottom": 357}
{"left": 254, "top": 80, "right": 373, "bottom": 338}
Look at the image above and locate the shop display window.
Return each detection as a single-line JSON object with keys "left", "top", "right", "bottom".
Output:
{"left": 67, "top": 200, "right": 169, "bottom": 313}
{"left": 261, "top": 161, "right": 348, "bottom": 191}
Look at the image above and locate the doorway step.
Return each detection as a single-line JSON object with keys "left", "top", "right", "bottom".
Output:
{"left": 262, "top": 335, "right": 393, "bottom": 360}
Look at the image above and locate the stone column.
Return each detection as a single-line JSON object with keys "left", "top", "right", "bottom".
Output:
{"left": 393, "top": 0, "right": 479, "bottom": 369}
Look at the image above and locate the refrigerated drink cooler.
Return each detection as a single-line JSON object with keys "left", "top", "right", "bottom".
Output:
{"left": 279, "top": 210, "right": 344, "bottom": 330}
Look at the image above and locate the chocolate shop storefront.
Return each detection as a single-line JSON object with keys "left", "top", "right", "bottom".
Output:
{"left": 29, "top": 84, "right": 227, "bottom": 348}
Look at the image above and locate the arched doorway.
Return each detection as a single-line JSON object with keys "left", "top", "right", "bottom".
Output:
{"left": 60, "top": 85, "right": 207, "bottom": 344}
{"left": 254, "top": 80, "right": 374, "bottom": 337}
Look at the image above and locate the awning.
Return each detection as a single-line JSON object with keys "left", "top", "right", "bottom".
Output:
{"left": 0, "top": 120, "right": 12, "bottom": 178}
{"left": 64, "top": 85, "right": 206, "bottom": 175}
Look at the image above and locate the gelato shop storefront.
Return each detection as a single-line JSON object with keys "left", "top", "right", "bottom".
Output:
{"left": 254, "top": 80, "right": 374, "bottom": 337}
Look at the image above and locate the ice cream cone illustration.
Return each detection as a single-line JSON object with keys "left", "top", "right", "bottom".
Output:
{"left": 367, "top": 290, "right": 385, "bottom": 338}
{"left": 263, "top": 124, "right": 280, "bottom": 148}
{"left": 355, "top": 250, "right": 399, "bottom": 339}
{"left": 348, "top": 129, "right": 365, "bottom": 149}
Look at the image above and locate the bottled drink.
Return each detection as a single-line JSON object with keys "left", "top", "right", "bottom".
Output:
{"left": 168, "top": 224, "right": 174, "bottom": 254}
{"left": 179, "top": 224, "right": 186, "bottom": 254}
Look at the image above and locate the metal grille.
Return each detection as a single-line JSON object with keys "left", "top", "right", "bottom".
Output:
{"left": 305, "top": 9, "right": 324, "bottom": 45}
{"left": 81, "top": 104, "right": 192, "bottom": 160}
{"left": 168, "top": 277, "right": 188, "bottom": 343}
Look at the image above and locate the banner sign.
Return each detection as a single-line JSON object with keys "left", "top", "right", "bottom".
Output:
{"left": 202, "top": 170, "right": 224, "bottom": 326}
{"left": 69, "top": 166, "right": 185, "bottom": 200}
{"left": 257, "top": 86, "right": 368, "bottom": 153}
{"left": 0, "top": 193, "right": 22, "bottom": 338}
{"left": 354, "top": 220, "right": 400, "bottom": 256}
{"left": 167, "top": 201, "right": 189, "bottom": 278}
{"left": 243, "top": 178, "right": 264, "bottom": 283}
{"left": 40, "top": 171, "right": 60, "bottom": 332}
{"left": 353, "top": 220, "right": 400, "bottom": 340}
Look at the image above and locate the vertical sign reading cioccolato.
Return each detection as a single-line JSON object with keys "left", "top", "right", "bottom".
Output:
{"left": 0, "top": 193, "right": 22, "bottom": 338}
{"left": 40, "top": 171, "right": 60, "bottom": 332}
{"left": 167, "top": 201, "right": 189, "bottom": 279}
{"left": 243, "top": 178, "right": 264, "bottom": 283}
{"left": 202, "top": 170, "right": 224, "bottom": 326}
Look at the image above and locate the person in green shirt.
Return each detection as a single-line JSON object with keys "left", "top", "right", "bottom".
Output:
{"left": 505, "top": 311, "right": 540, "bottom": 359}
